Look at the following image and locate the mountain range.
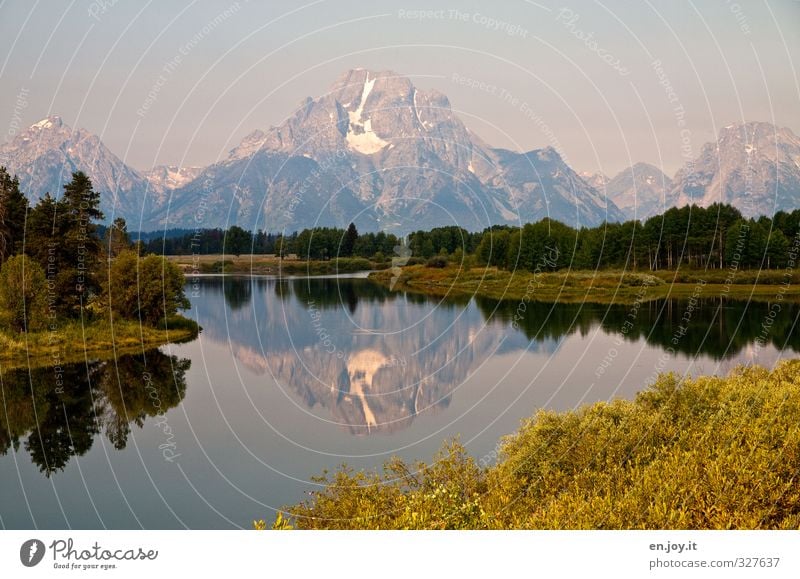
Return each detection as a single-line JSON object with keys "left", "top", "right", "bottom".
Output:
{"left": 1, "top": 69, "right": 799, "bottom": 232}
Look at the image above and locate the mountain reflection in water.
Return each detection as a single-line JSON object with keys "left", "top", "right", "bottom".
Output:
{"left": 197, "top": 276, "right": 800, "bottom": 435}
{"left": 2, "top": 276, "right": 796, "bottom": 529}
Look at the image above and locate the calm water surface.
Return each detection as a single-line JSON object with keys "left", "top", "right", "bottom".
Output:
{"left": 1, "top": 276, "right": 797, "bottom": 528}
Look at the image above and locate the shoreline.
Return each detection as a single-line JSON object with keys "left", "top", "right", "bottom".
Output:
{"left": 166, "top": 254, "right": 388, "bottom": 276}
{"left": 367, "top": 265, "right": 800, "bottom": 304}
{"left": 0, "top": 316, "right": 200, "bottom": 370}
{"left": 274, "top": 359, "right": 800, "bottom": 529}
{"left": 184, "top": 271, "right": 372, "bottom": 280}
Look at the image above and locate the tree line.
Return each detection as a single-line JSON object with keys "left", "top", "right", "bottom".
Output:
{"left": 143, "top": 222, "right": 402, "bottom": 260}
{"left": 0, "top": 167, "right": 188, "bottom": 332}
{"left": 466, "top": 204, "right": 800, "bottom": 272}
{"left": 141, "top": 203, "right": 800, "bottom": 273}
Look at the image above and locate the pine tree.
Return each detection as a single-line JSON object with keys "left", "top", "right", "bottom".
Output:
{"left": 341, "top": 222, "right": 358, "bottom": 257}
{"left": 35, "top": 172, "right": 106, "bottom": 316}
{"left": 25, "top": 193, "right": 61, "bottom": 267}
{"left": 0, "top": 166, "right": 30, "bottom": 262}
{"left": 104, "top": 217, "right": 131, "bottom": 257}
{"left": 224, "top": 225, "right": 251, "bottom": 257}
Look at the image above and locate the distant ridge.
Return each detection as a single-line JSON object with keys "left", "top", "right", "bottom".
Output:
{"left": 2, "top": 76, "right": 799, "bottom": 232}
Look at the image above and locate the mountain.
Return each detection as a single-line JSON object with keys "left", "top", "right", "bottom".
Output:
{"left": 0, "top": 115, "right": 151, "bottom": 220}
{"left": 143, "top": 165, "right": 203, "bottom": 194}
{"left": 670, "top": 122, "right": 800, "bottom": 217}
{"left": 147, "top": 69, "right": 625, "bottom": 232}
{"left": 579, "top": 171, "right": 609, "bottom": 191}
{"left": 604, "top": 162, "right": 674, "bottom": 220}
{"left": 4, "top": 88, "right": 798, "bottom": 232}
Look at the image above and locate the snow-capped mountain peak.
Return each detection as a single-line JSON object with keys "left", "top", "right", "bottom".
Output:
{"left": 4, "top": 76, "right": 796, "bottom": 232}
{"left": 0, "top": 115, "right": 150, "bottom": 220}
{"left": 671, "top": 121, "right": 800, "bottom": 216}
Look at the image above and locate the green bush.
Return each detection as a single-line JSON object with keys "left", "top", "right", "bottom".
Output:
{"left": 333, "top": 257, "right": 372, "bottom": 272}
{"left": 199, "top": 260, "right": 233, "bottom": 273}
{"left": 425, "top": 256, "right": 449, "bottom": 268}
{"left": 269, "top": 361, "right": 800, "bottom": 529}
{"left": 105, "top": 250, "right": 190, "bottom": 326}
{"left": 0, "top": 255, "right": 49, "bottom": 332}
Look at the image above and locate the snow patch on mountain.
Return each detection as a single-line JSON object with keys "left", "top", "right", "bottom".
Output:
{"left": 31, "top": 118, "right": 55, "bottom": 129}
{"left": 144, "top": 165, "right": 203, "bottom": 193}
{"left": 345, "top": 73, "right": 389, "bottom": 155}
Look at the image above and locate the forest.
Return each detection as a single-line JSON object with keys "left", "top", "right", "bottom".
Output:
{"left": 143, "top": 203, "right": 800, "bottom": 272}
{"left": 0, "top": 167, "right": 193, "bottom": 344}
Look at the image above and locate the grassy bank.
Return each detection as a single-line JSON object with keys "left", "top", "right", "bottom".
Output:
{"left": 265, "top": 361, "right": 800, "bottom": 529}
{"left": 0, "top": 316, "right": 199, "bottom": 370}
{"left": 368, "top": 265, "right": 800, "bottom": 304}
{"left": 166, "top": 254, "right": 388, "bottom": 275}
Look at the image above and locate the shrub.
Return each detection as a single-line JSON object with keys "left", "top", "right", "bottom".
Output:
{"left": 0, "top": 254, "right": 48, "bottom": 332}
{"left": 334, "top": 257, "right": 372, "bottom": 272}
{"left": 105, "top": 250, "right": 190, "bottom": 326}
{"left": 425, "top": 256, "right": 449, "bottom": 268}
{"left": 268, "top": 361, "right": 800, "bottom": 530}
{"left": 200, "top": 260, "right": 233, "bottom": 273}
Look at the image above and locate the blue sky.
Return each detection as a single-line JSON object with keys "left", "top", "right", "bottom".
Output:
{"left": 1, "top": 0, "right": 798, "bottom": 176}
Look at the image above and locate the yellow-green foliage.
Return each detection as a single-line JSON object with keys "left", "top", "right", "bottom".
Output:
{"left": 368, "top": 265, "right": 800, "bottom": 305}
{"left": 0, "top": 254, "right": 48, "bottom": 332}
{"left": 271, "top": 362, "right": 800, "bottom": 529}
{"left": 105, "top": 250, "right": 190, "bottom": 326}
{"left": 0, "top": 317, "right": 199, "bottom": 369}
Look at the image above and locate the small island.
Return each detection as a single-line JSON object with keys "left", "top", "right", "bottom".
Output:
{"left": 0, "top": 168, "right": 198, "bottom": 369}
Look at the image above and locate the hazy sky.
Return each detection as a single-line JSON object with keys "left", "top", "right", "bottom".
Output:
{"left": 1, "top": 0, "right": 798, "bottom": 176}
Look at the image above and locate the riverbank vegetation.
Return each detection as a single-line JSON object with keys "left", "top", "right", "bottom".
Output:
{"left": 403, "top": 203, "right": 800, "bottom": 272}
{"left": 148, "top": 202, "right": 800, "bottom": 301}
{"left": 369, "top": 264, "right": 800, "bottom": 304}
{"left": 166, "top": 254, "right": 385, "bottom": 275}
{"left": 144, "top": 222, "right": 402, "bottom": 262}
{"left": 0, "top": 167, "right": 197, "bottom": 367}
{"left": 143, "top": 204, "right": 800, "bottom": 274}
{"left": 263, "top": 360, "right": 800, "bottom": 529}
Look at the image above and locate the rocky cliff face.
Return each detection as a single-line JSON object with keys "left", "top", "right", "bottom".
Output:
{"left": 4, "top": 86, "right": 798, "bottom": 232}
{"left": 670, "top": 122, "right": 800, "bottom": 217}
{"left": 143, "top": 165, "right": 203, "bottom": 194}
{"left": 0, "top": 115, "right": 151, "bottom": 219}
{"left": 580, "top": 171, "right": 610, "bottom": 192}
{"left": 148, "top": 69, "right": 625, "bottom": 232}
{"left": 604, "top": 162, "right": 674, "bottom": 220}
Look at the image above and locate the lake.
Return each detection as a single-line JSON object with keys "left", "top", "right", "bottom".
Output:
{"left": 1, "top": 275, "right": 797, "bottom": 529}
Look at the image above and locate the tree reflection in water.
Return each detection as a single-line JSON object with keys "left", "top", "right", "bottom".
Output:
{"left": 0, "top": 349, "right": 190, "bottom": 476}
{"left": 196, "top": 277, "right": 800, "bottom": 435}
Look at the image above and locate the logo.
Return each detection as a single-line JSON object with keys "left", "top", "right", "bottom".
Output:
{"left": 20, "top": 539, "right": 46, "bottom": 567}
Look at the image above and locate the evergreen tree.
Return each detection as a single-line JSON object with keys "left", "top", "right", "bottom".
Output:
{"left": 25, "top": 193, "right": 61, "bottom": 267}
{"left": 0, "top": 167, "right": 29, "bottom": 261}
{"left": 104, "top": 217, "right": 131, "bottom": 257}
{"left": 224, "top": 225, "right": 252, "bottom": 257}
{"left": 341, "top": 223, "right": 358, "bottom": 257}
{"left": 49, "top": 172, "right": 105, "bottom": 316}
